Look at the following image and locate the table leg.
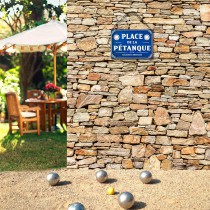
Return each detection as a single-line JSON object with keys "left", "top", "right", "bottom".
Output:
{"left": 60, "top": 101, "right": 63, "bottom": 125}
{"left": 48, "top": 104, "right": 52, "bottom": 132}
{"left": 60, "top": 101, "right": 67, "bottom": 126}
{"left": 40, "top": 104, "right": 46, "bottom": 131}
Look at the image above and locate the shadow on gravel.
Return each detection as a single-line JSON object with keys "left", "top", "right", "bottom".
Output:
{"left": 131, "top": 201, "right": 147, "bottom": 209}
{"left": 106, "top": 178, "right": 117, "bottom": 184}
{"left": 57, "top": 181, "right": 71, "bottom": 186}
{"left": 149, "top": 179, "right": 161, "bottom": 184}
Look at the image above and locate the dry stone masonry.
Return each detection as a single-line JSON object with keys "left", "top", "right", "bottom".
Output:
{"left": 67, "top": 0, "right": 210, "bottom": 170}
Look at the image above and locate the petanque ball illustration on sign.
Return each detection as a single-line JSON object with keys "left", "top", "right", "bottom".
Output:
{"left": 111, "top": 29, "right": 153, "bottom": 59}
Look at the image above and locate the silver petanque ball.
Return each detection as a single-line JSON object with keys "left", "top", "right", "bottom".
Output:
{"left": 68, "top": 202, "right": 85, "bottom": 210}
{"left": 118, "top": 192, "right": 135, "bottom": 209}
{"left": 140, "top": 170, "right": 152, "bottom": 184}
{"left": 96, "top": 169, "right": 108, "bottom": 183}
{"left": 46, "top": 172, "right": 60, "bottom": 186}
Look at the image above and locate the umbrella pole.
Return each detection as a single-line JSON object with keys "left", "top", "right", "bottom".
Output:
{"left": 52, "top": 42, "right": 66, "bottom": 86}
{"left": 53, "top": 48, "right": 57, "bottom": 86}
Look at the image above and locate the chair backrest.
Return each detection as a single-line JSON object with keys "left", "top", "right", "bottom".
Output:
{"left": 27, "top": 90, "right": 42, "bottom": 99}
{"left": 5, "top": 92, "right": 20, "bottom": 117}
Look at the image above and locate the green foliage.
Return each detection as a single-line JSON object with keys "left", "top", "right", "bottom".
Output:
{"left": 0, "top": 67, "right": 20, "bottom": 112}
{"left": 42, "top": 54, "right": 67, "bottom": 89}
{"left": 0, "top": 0, "right": 66, "bottom": 33}
{"left": 0, "top": 54, "right": 20, "bottom": 69}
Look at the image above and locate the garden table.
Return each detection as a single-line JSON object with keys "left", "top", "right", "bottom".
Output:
{"left": 25, "top": 98, "right": 67, "bottom": 132}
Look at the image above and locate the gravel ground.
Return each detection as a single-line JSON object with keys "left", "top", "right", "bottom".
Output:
{"left": 0, "top": 169, "right": 210, "bottom": 210}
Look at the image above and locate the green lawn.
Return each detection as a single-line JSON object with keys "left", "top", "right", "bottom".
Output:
{"left": 0, "top": 123, "right": 66, "bottom": 171}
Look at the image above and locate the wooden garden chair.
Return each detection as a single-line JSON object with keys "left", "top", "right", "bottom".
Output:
{"left": 27, "top": 89, "right": 42, "bottom": 99}
{"left": 5, "top": 92, "right": 40, "bottom": 136}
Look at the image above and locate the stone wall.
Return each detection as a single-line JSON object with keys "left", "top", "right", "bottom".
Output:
{"left": 67, "top": 0, "right": 210, "bottom": 170}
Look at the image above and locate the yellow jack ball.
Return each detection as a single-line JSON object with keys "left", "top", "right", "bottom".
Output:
{"left": 107, "top": 187, "right": 115, "bottom": 195}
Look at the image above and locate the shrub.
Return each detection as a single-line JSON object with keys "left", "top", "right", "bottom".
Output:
{"left": 0, "top": 67, "right": 20, "bottom": 114}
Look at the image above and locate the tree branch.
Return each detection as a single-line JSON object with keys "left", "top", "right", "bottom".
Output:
{"left": 3, "top": 18, "right": 14, "bottom": 33}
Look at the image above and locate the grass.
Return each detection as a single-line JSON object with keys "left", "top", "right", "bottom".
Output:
{"left": 0, "top": 123, "right": 67, "bottom": 171}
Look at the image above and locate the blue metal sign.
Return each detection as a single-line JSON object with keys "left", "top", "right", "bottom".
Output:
{"left": 111, "top": 29, "right": 153, "bottom": 59}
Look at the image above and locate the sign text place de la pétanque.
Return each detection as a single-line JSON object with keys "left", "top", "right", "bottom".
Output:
{"left": 111, "top": 29, "right": 153, "bottom": 59}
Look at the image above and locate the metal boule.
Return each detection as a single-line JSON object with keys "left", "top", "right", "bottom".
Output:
{"left": 46, "top": 172, "right": 60, "bottom": 186}
{"left": 68, "top": 202, "right": 85, "bottom": 210}
{"left": 95, "top": 169, "right": 108, "bottom": 183}
{"left": 118, "top": 192, "right": 135, "bottom": 209}
{"left": 140, "top": 170, "right": 152, "bottom": 184}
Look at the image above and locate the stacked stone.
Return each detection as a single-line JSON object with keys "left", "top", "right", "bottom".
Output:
{"left": 67, "top": 0, "right": 210, "bottom": 169}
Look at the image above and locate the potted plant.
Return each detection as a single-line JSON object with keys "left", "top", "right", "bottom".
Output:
{"left": 44, "top": 83, "right": 60, "bottom": 100}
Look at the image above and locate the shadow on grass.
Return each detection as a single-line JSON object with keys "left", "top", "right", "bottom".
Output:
{"left": 0, "top": 123, "right": 67, "bottom": 172}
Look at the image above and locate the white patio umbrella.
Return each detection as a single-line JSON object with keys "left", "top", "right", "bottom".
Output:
{"left": 0, "top": 20, "right": 67, "bottom": 85}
